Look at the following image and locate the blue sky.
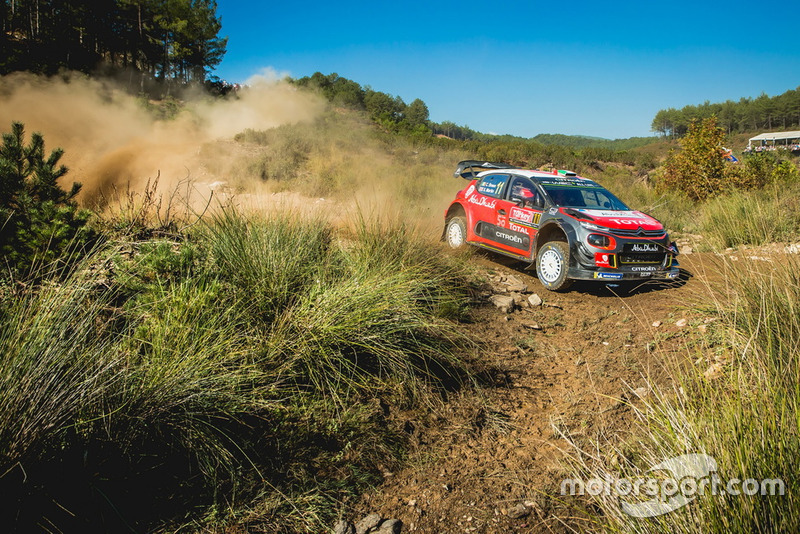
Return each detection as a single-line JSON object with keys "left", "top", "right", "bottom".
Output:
{"left": 213, "top": 1, "right": 800, "bottom": 140}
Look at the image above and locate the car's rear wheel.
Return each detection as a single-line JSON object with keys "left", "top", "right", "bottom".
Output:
{"left": 445, "top": 216, "right": 467, "bottom": 249}
{"left": 536, "top": 241, "right": 572, "bottom": 291}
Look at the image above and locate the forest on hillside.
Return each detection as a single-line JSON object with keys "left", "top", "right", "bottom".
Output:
{"left": 652, "top": 87, "right": 800, "bottom": 137}
{"left": 292, "top": 72, "right": 656, "bottom": 149}
{"left": 0, "top": 0, "right": 226, "bottom": 89}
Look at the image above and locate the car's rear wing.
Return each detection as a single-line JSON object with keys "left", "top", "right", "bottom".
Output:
{"left": 454, "top": 160, "right": 517, "bottom": 179}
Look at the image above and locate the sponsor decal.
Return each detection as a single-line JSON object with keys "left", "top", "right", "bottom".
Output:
{"left": 540, "top": 180, "right": 601, "bottom": 188}
{"left": 496, "top": 230, "right": 522, "bottom": 244}
{"left": 594, "top": 272, "right": 624, "bottom": 280}
{"left": 631, "top": 265, "right": 658, "bottom": 272}
{"left": 509, "top": 210, "right": 542, "bottom": 228}
{"left": 466, "top": 195, "right": 497, "bottom": 209}
{"left": 630, "top": 243, "right": 660, "bottom": 253}
{"left": 465, "top": 184, "right": 476, "bottom": 197}
{"left": 549, "top": 207, "right": 558, "bottom": 214}
{"left": 610, "top": 218, "right": 653, "bottom": 226}
{"left": 579, "top": 209, "right": 648, "bottom": 220}
{"left": 595, "top": 253, "right": 615, "bottom": 268}
{"left": 479, "top": 223, "right": 530, "bottom": 250}
{"left": 509, "top": 222, "right": 529, "bottom": 233}
{"left": 510, "top": 207, "right": 535, "bottom": 224}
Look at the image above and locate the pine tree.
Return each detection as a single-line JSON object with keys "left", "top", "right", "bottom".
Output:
{"left": 0, "top": 122, "right": 93, "bottom": 276}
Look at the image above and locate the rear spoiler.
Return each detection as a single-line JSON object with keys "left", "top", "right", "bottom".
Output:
{"left": 454, "top": 160, "right": 517, "bottom": 179}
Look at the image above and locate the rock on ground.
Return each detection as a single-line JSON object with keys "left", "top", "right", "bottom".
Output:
{"left": 507, "top": 503, "right": 530, "bottom": 519}
{"left": 355, "top": 513, "right": 383, "bottom": 534}
{"left": 334, "top": 520, "right": 356, "bottom": 534}
{"left": 504, "top": 275, "right": 528, "bottom": 293}
{"left": 489, "top": 294, "right": 515, "bottom": 313}
{"left": 376, "top": 518, "right": 403, "bottom": 533}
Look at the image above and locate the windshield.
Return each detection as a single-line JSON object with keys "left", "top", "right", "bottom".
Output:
{"left": 542, "top": 185, "right": 630, "bottom": 210}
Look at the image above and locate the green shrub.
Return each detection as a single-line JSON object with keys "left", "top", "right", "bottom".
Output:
{"left": 660, "top": 117, "right": 729, "bottom": 201}
{"left": 0, "top": 122, "right": 94, "bottom": 276}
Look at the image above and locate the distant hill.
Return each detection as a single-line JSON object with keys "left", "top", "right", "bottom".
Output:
{"left": 530, "top": 133, "right": 657, "bottom": 150}
{"left": 292, "top": 72, "right": 659, "bottom": 150}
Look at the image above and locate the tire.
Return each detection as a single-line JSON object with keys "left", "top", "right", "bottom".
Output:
{"left": 536, "top": 241, "right": 572, "bottom": 291}
{"left": 445, "top": 216, "right": 468, "bottom": 249}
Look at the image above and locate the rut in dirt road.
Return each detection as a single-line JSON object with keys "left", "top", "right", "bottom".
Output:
{"left": 350, "top": 253, "right": 709, "bottom": 533}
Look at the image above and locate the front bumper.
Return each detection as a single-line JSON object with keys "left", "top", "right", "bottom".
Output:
{"left": 570, "top": 240, "right": 681, "bottom": 282}
{"left": 567, "top": 262, "right": 681, "bottom": 281}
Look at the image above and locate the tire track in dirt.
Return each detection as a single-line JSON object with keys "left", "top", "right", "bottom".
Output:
{"left": 352, "top": 253, "right": 714, "bottom": 533}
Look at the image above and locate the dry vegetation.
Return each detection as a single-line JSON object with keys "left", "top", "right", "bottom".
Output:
{"left": 2, "top": 76, "right": 800, "bottom": 532}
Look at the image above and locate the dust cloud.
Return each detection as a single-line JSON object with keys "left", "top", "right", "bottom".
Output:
{"left": 0, "top": 70, "right": 465, "bottom": 236}
{"left": 0, "top": 70, "right": 325, "bottom": 203}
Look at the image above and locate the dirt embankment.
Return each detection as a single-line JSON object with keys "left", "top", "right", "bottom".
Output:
{"left": 349, "top": 252, "right": 718, "bottom": 533}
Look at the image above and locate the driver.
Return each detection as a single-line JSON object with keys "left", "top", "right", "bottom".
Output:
{"left": 511, "top": 182, "right": 540, "bottom": 208}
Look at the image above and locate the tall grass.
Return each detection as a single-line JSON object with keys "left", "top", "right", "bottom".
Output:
{"left": 700, "top": 183, "right": 800, "bottom": 249}
{"left": 203, "top": 208, "right": 335, "bottom": 321}
{"left": 0, "top": 208, "right": 479, "bottom": 532}
{"left": 207, "top": 209, "right": 475, "bottom": 406}
{"left": 0, "top": 269, "right": 122, "bottom": 469}
{"left": 565, "top": 257, "right": 800, "bottom": 532}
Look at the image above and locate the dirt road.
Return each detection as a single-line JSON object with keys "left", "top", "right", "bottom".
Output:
{"left": 353, "top": 252, "right": 715, "bottom": 533}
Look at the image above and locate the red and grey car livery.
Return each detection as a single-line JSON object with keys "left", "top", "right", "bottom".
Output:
{"left": 443, "top": 160, "right": 680, "bottom": 291}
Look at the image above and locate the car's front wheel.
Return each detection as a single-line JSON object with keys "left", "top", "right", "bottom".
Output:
{"left": 445, "top": 216, "right": 468, "bottom": 249}
{"left": 536, "top": 241, "right": 572, "bottom": 291}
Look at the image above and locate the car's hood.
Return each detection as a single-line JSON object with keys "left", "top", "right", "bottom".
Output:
{"left": 564, "top": 208, "right": 664, "bottom": 232}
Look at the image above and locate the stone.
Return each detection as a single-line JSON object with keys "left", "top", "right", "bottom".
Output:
{"left": 504, "top": 275, "right": 528, "bottom": 293}
{"left": 676, "top": 318, "right": 688, "bottom": 327}
{"left": 355, "top": 513, "right": 383, "bottom": 534}
{"left": 376, "top": 518, "right": 403, "bottom": 534}
{"left": 334, "top": 520, "right": 356, "bottom": 534}
{"left": 509, "top": 292, "right": 526, "bottom": 306}
{"left": 489, "top": 294, "right": 515, "bottom": 313}
{"left": 651, "top": 320, "right": 662, "bottom": 327}
{"left": 507, "top": 503, "right": 530, "bottom": 519}
{"left": 528, "top": 293, "right": 543, "bottom": 307}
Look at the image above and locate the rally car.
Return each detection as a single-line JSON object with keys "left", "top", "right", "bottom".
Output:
{"left": 443, "top": 160, "right": 680, "bottom": 291}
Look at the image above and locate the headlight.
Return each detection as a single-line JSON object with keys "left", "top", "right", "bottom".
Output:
{"left": 579, "top": 221, "right": 606, "bottom": 232}
{"left": 587, "top": 233, "right": 615, "bottom": 249}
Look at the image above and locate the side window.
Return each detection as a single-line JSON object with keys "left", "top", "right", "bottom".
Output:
{"left": 509, "top": 177, "right": 543, "bottom": 209}
{"left": 476, "top": 174, "right": 510, "bottom": 199}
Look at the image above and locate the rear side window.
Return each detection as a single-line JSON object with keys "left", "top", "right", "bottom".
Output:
{"left": 476, "top": 174, "right": 509, "bottom": 198}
